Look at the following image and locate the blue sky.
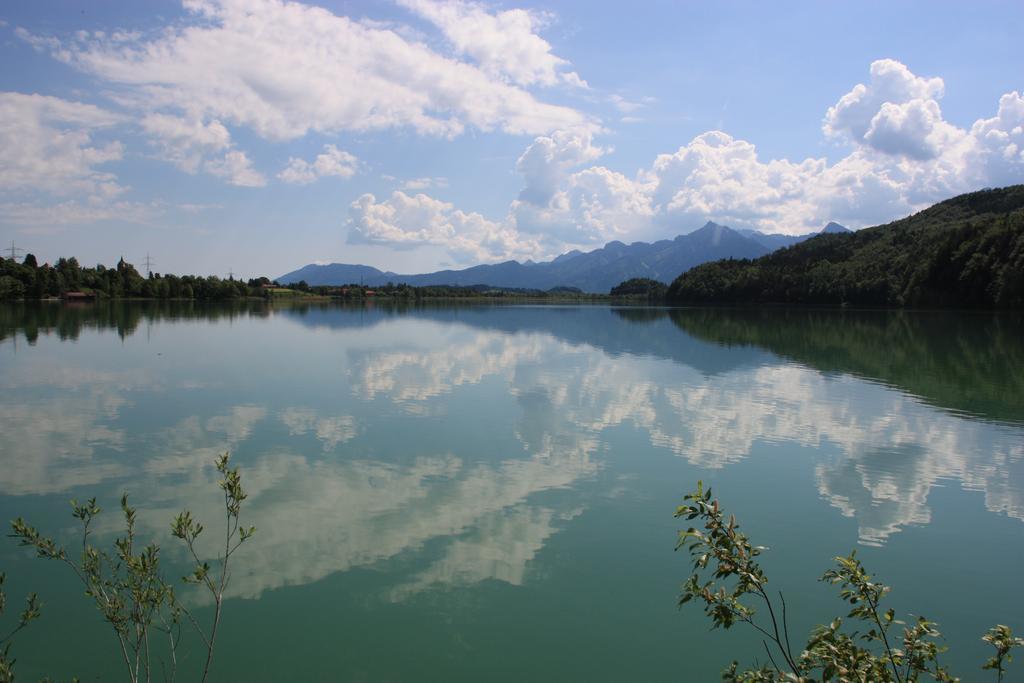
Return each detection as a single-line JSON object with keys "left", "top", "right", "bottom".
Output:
{"left": 1, "top": 0, "right": 1022, "bottom": 278}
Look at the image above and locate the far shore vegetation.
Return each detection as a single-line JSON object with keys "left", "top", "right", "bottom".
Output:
{"left": 0, "top": 255, "right": 645, "bottom": 303}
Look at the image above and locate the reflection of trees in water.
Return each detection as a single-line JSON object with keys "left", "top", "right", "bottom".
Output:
{"left": 344, "top": 320, "right": 1024, "bottom": 544}
{"left": 0, "top": 300, "right": 273, "bottom": 344}
{"left": 664, "top": 307, "right": 1024, "bottom": 425}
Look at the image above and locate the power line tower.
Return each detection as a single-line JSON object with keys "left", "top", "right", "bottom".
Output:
{"left": 6, "top": 240, "right": 25, "bottom": 261}
{"left": 142, "top": 253, "right": 155, "bottom": 277}
{"left": 227, "top": 268, "right": 235, "bottom": 281}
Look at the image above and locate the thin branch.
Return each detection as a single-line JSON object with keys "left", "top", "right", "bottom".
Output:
{"left": 175, "top": 603, "right": 211, "bottom": 650}
{"left": 0, "top": 622, "right": 30, "bottom": 647}
{"left": 867, "top": 592, "right": 902, "bottom": 683}
{"left": 198, "top": 484, "right": 233, "bottom": 683}
{"left": 740, "top": 614, "right": 786, "bottom": 645}
{"left": 779, "top": 590, "right": 795, "bottom": 665}
{"left": 755, "top": 585, "right": 800, "bottom": 674}
{"left": 762, "top": 639, "right": 782, "bottom": 674}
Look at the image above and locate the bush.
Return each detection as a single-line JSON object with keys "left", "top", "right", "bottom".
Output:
{"left": 4, "top": 453, "right": 254, "bottom": 682}
{"left": 676, "top": 481, "right": 1022, "bottom": 681}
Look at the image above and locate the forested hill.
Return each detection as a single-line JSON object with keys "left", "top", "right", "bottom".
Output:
{"left": 667, "top": 185, "right": 1024, "bottom": 308}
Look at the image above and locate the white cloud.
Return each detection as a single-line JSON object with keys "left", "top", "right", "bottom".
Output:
{"left": 140, "top": 113, "right": 231, "bottom": 172}
{"left": 178, "top": 202, "right": 224, "bottom": 212}
{"left": 646, "top": 130, "right": 828, "bottom": 233}
{"left": 968, "top": 90, "right": 1024, "bottom": 186}
{"left": 0, "top": 199, "right": 156, "bottom": 231}
{"left": 338, "top": 60, "right": 1022, "bottom": 263}
{"left": 368, "top": 60, "right": 1024, "bottom": 263}
{"left": 278, "top": 144, "right": 359, "bottom": 184}
{"left": 862, "top": 98, "right": 964, "bottom": 161}
{"left": 205, "top": 149, "right": 266, "bottom": 187}
{"left": 825, "top": 59, "right": 945, "bottom": 144}
{"left": 512, "top": 165, "right": 652, "bottom": 244}
{"left": 402, "top": 176, "right": 449, "bottom": 191}
{"left": 29, "top": 0, "right": 592, "bottom": 143}
{"left": 139, "top": 112, "right": 227, "bottom": 168}
{"left": 347, "top": 190, "right": 541, "bottom": 263}
{"left": 516, "top": 128, "right": 606, "bottom": 206}
{"left": 609, "top": 94, "right": 655, "bottom": 113}
{"left": 140, "top": 112, "right": 266, "bottom": 185}
{"left": 0, "top": 92, "right": 124, "bottom": 197}
{"left": 397, "top": 0, "right": 586, "bottom": 89}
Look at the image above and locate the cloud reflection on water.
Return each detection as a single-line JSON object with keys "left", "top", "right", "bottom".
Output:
{"left": 1, "top": 305, "right": 1022, "bottom": 602}
{"left": 346, "top": 322, "right": 1024, "bottom": 546}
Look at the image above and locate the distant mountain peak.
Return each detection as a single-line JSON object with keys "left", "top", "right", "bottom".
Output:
{"left": 820, "top": 221, "right": 851, "bottom": 234}
{"left": 689, "top": 221, "right": 747, "bottom": 248}
{"left": 552, "top": 249, "right": 583, "bottom": 264}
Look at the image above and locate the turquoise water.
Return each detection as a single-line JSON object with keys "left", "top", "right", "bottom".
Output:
{"left": 1, "top": 302, "right": 1022, "bottom": 680}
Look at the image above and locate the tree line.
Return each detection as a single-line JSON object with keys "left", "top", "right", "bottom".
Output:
{"left": 0, "top": 255, "right": 606, "bottom": 302}
{"left": 0, "top": 255, "right": 271, "bottom": 300}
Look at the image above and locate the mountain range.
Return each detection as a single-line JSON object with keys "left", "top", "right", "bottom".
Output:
{"left": 279, "top": 221, "right": 850, "bottom": 293}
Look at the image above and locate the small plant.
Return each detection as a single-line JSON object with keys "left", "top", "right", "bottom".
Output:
{"left": 171, "top": 453, "right": 256, "bottom": 683}
{"left": 982, "top": 625, "right": 1024, "bottom": 683}
{"left": 7, "top": 453, "right": 254, "bottom": 683}
{"left": 0, "top": 573, "right": 43, "bottom": 683}
{"left": 676, "top": 481, "right": 1021, "bottom": 682}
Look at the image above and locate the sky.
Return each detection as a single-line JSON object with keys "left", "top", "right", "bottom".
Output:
{"left": 1, "top": 0, "right": 1022, "bottom": 279}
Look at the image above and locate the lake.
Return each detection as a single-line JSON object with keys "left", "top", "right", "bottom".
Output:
{"left": 1, "top": 301, "right": 1022, "bottom": 681}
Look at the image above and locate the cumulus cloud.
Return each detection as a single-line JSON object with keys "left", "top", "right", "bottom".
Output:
{"left": 862, "top": 99, "right": 965, "bottom": 161}
{"left": 647, "top": 130, "right": 824, "bottom": 231}
{"left": 825, "top": 60, "right": 944, "bottom": 142}
{"left": 512, "top": 165, "right": 652, "bottom": 244}
{"left": 397, "top": 0, "right": 587, "bottom": 89}
{"left": 0, "top": 92, "right": 124, "bottom": 197}
{"left": 204, "top": 149, "right": 266, "bottom": 187}
{"left": 139, "top": 112, "right": 266, "bottom": 185}
{"left": 516, "top": 128, "right": 607, "bottom": 206}
{"left": 278, "top": 144, "right": 359, "bottom": 184}
{"left": 969, "top": 91, "right": 1024, "bottom": 186}
{"left": 351, "top": 59, "right": 1024, "bottom": 264}
{"left": 639, "top": 64, "right": 1022, "bottom": 234}
{"left": 140, "top": 113, "right": 231, "bottom": 172}
{"left": 26, "top": 0, "right": 592, "bottom": 143}
{"left": 0, "top": 92, "right": 156, "bottom": 230}
{"left": 346, "top": 190, "right": 541, "bottom": 263}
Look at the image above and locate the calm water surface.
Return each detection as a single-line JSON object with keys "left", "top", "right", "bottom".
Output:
{"left": 1, "top": 302, "right": 1022, "bottom": 680}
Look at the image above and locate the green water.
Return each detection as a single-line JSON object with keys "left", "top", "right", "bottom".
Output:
{"left": 1, "top": 302, "right": 1022, "bottom": 681}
